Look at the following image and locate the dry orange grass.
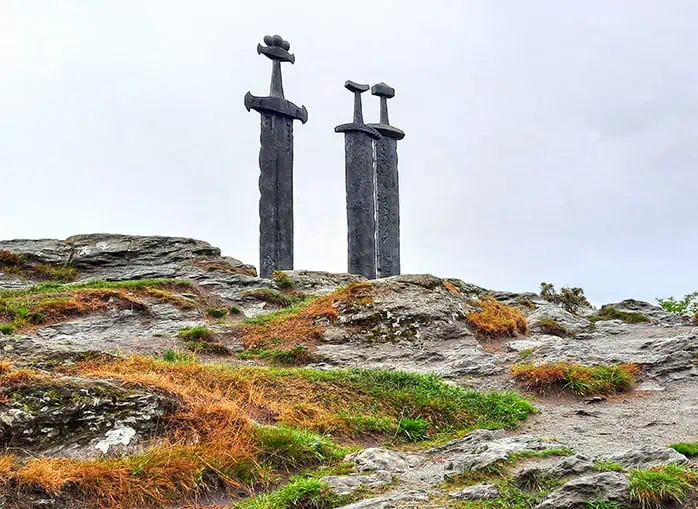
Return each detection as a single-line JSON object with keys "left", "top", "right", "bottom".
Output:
{"left": 239, "top": 282, "right": 374, "bottom": 350}
{"left": 442, "top": 281, "right": 461, "bottom": 295}
{"left": 466, "top": 297, "right": 529, "bottom": 338}
{"left": 512, "top": 362, "right": 639, "bottom": 396}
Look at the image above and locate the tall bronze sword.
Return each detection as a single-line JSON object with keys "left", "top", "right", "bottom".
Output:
{"left": 244, "top": 35, "right": 308, "bottom": 278}
{"left": 368, "top": 83, "right": 405, "bottom": 278}
{"left": 335, "top": 81, "right": 381, "bottom": 280}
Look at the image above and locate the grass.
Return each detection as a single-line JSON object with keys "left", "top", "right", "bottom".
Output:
{"left": 185, "top": 341, "right": 231, "bottom": 355}
{"left": 629, "top": 464, "right": 698, "bottom": 509}
{"left": 242, "top": 288, "right": 303, "bottom": 308}
{"left": 0, "top": 323, "right": 15, "bottom": 335}
{"left": 238, "top": 346, "right": 318, "bottom": 366}
{"left": 466, "top": 297, "right": 529, "bottom": 339}
{"left": 669, "top": 443, "right": 698, "bottom": 457}
{"left": 238, "top": 283, "right": 373, "bottom": 351}
{"left": 396, "top": 417, "right": 428, "bottom": 441}
{"left": 230, "top": 306, "right": 242, "bottom": 315}
{"left": 444, "top": 448, "right": 572, "bottom": 508}
{"left": 178, "top": 325, "right": 214, "bottom": 341}
{"left": 536, "top": 318, "right": 576, "bottom": 337}
{"left": 511, "top": 362, "right": 639, "bottom": 396}
{"left": 272, "top": 272, "right": 296, "bottom": 290}
{"left": 0, "top": 278, "right": 196, "bottom": 333}
{"left": 0, "top": 250, "right": 78, "bottom": 283}
{"left": 0, "top": 350, "right": 535, "bottom": 507}
{"left": 206, "top": 307, "right": 228, "bottom": 319}
{"left": 593, "top": 460, "right": 626, "bottom": 472}
{"left": 236, "top": 477, "right": 339, "bottom": 509}
{"left": 162, "top": 349, "right": 196, "bottom": 364}
{"left": 518, "top": 348, "right": 536, "bottom": 360}
{"left": 589, "top": 305, "right": 652, "bottom": 324}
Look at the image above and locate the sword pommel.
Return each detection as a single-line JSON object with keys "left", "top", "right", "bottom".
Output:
{"left": 345, "top": 81, "right": 370, "bottom": 93}
{"left": 371, "top": 82, "right": 395, "bottom": 99}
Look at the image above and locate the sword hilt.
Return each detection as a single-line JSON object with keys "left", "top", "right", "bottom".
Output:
{"left": 368, "top": 82, "right": 405, "bottom": 140}
{"left": 334, "top": 81, "right": 380, "bottom": 138}
{"left": 257, "top": 35, "right": 295, "bottom": 98}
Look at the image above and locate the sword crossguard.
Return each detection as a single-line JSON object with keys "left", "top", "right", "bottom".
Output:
{"left": 334, "top": 80, "right": 380, "bottom": 138}
{"left": 245, "top": 35, "right": 308, "bottom": 123}
{"left": 368, "top": 82, "right": 405, "bottom": 140}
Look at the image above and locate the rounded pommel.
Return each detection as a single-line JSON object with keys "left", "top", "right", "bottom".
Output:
{"left": 258, "top": 35, "right": 295, "bottom": 63}
{"left": 263, "top": 34, "right": 290, "bottom": 51}
{"left": 345, "top": 80, "right": 370, "bottom": 93}
{"left": 371, "top": 82, "right": 395, "bottom": 98}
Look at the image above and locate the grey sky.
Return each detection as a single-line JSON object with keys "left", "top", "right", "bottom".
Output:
{"left": 1, "top": 1, "right": 696, "bottom": 304}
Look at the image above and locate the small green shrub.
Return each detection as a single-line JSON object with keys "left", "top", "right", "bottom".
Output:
{"left": 589, "top": 306, "right": 651, "bottom": 324}
{"left": 269, "top": 345, "right": 316, "bottom": 366}
{"left": 629, "top": 464, "right": 698, "bottom": 509}
{"left": 230, "top": 305, "right": 242, "bottom": 315}
{"left": 205, "top": 307, "right": 227, "bottom": 319}
{"left": 177, "top": 325, "right": 214, "bottom": 341}
{"left": 669, "top": 442, "right": 698, "bottom": 457}
{"left": 0, "top": 323, "right": 15, "bottom": 335}
{"left": 272, "top": 271, "right": 296, "bottom": 290}
{"left": 33, "top": 264, "right": 79, "bottom": 282}
{"left": 540, "top": 282, "right": 590, "bottom": 314}
{"left": 657, "top": 292, "right": 698, "bottom": 314}
{"left": 593, "top": 460, "right": 625, "bottom": 472}
{"left": 162, "top": 349, "right": 195, "bottom": 364}
{"left": 397, "top": 417, "right": 428, "bottom": 441}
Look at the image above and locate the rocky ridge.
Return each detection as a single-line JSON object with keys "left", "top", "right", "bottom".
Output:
{"left": 0, "top": 234, "right": 696, "bottom": 508}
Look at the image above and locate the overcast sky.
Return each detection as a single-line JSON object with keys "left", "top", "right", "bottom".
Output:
{"left": 1, "top": 1, "right": 696, "bottom": 304}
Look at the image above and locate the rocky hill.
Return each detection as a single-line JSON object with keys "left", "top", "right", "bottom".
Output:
{"left": 0, "top": 234, "right": 696, "bottom": 509}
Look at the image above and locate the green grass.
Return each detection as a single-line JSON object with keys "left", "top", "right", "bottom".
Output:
{"left": 239, "top": 345, "right": 318, "bottom": 366}
{"left": 162, "top": 349, "right": 196, "bottom": 364}
{"left": 629, "top": 464, "right": 698, "bottom": 509}
{"left": 205, "top": 307, "right": 228, "bottom": 319}
{"left": 177, "top": 325, "right": 214, "bottom": 341}
{"left": 243, "top": 288, "right": 303, "bottom": 308}
{"left": 396, "top": 417, "right": 428, "bottom": 441}
{"left": 589, "top": 305, "right": 651, "bottom": 324}
{"left": 184, "top": 341, "right": 230, "bottom": 355}
{"left": 0, "top": 278, "right": 190, "bottom": 299}
{"left": 518, "top": 348, "right": 536, "bottom": 360}
{"left": 507, "top": 447, "right": 573, "bottom": 463}
{"left": 237, "top": 477, "right": 340, "bottom": 509}
{"left": 593, "top": 460, "right": 626, "bottom": 472}
{"left": 242, "top": 299, "right": 314, "bottom": 326}
{"left": 230, "top": 305, "right": 242, "bottom": 315}
{"left": 669, "top": 442, "right": 698, "bottom": 457}
{"left": 0, "top": 323, "right": 15, "bottom": 335}
{"left": 254, "top": 425, "right": 346, "bottom": 468}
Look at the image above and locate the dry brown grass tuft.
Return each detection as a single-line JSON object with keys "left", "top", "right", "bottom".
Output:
{"left": 0, "top": 360, "right": 11, "bottom": 375}
{"left": 0, "top": 250, "right": 23, "bottom": 267}
{"left": 466, "top": 297, "right": 529, "bottom": 338}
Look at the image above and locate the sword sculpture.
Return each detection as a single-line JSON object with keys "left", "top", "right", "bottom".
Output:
{"left": 335, "top": 81, "right": 381, "bottom": 280}
{"left": 245, "top": 35, "right": 308, "bottom": 278}
{"left": 368, "top": 82, "right": 405, "bottom": 278}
